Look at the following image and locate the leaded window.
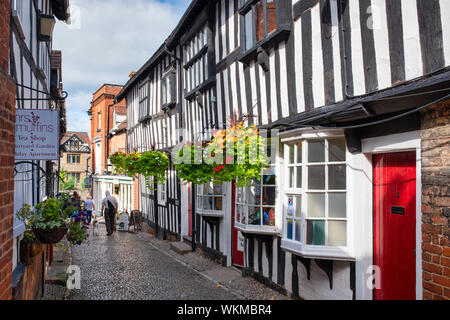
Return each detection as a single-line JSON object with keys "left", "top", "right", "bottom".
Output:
{"left": 283, "top": 137, "right": 347, "bottom": 247}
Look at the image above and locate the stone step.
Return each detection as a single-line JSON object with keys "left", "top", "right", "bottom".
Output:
{"left": 45, "top": 264, "right": 68, "bottom": 286}
{"left": 182, "top": 235, "right": 192, "bottom": 245}
{"left": 170, "top": 241, "right": 192, "bottom": 255}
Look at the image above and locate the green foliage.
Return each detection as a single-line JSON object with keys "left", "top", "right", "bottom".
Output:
{"left": 174, "top": 125, "right": 269, "bottom": 186}
{"left": 109, "top": 151, "right": 169, "bottom": 188}
{"left": 60, "top": 178, "right": 76, "bottom": 190}
{"left": 15, "top": 193, "right": 89, "bottom": 246}
{"left": 174, "top": 142, "right": 215, "bottom": 185}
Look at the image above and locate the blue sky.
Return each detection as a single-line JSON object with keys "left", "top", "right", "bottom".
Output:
{"left": 53, "top": 0, "right": 191, "bottom": 135}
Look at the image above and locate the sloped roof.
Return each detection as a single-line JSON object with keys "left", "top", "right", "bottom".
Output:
{"left": 61, "top": 131, "right": 90, "bottom": 145}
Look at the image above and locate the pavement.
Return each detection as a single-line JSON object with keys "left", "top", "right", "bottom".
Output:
{"left": 42, "top": 218, "right": 291, "bottom": 301}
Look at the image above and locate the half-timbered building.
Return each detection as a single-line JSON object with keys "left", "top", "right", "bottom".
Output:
{"left": 118, "top": 0, "right": 450, "bottom": 300}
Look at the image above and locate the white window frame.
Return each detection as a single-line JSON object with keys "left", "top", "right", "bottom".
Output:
{"left": 196, "top": 182, "right": 225, "bottom": 217}
{"left": 235, "top": 165, "right": 279, "bottom": 235}
{"left": 158, "top": 181, "right": 166, "bottom": 205}
{"left": 280, "top": 130, "right": 356, "bottom": 261}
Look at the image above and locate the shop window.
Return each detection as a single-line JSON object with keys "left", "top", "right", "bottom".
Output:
{"left": 283, "top": 137, "right": 348, "bottom": 251}
{"left": 235, "top": 165, "right": 277, "bottom": 233}
{"left": 196, "top": 182, "right": 224, "bottom": 216}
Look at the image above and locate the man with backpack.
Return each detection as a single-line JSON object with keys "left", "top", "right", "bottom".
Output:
{"left": 102, "top": 191, "right": 118, "bottom": 236}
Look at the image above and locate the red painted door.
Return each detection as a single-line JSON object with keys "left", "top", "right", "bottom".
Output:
{"left": 373, "top": 152, "right": 416, "bottom": 300}
{"left": 232, "top": 182, "right": 244, "bottom": 266}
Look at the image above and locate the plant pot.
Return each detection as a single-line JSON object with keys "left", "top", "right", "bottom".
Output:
{"left": 20, "top": 242, "right": 44, "bottom": 265}
{"left": 32, "top": 226, "right": 68, "bottom": 244}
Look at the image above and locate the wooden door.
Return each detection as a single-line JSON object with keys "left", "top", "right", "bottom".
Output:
{"left": 373, "top": 152, "right": 416, "bottom": 300}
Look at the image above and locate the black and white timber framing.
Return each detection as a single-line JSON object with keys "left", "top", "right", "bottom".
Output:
{"left": 117, "top": 0, "right": 450, "bottom": 300}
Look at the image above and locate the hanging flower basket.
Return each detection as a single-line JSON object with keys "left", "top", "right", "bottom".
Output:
{"left": 174, "top": 142, "right": 215, "bottom": 185}
{"left": 109, "top": 151, "right": 169, "bottom": 188}
{"left": 207, "top": 124, "right": 269, "bottom": 186}
{"left": 32, "top": 226, "right": 68, "bottom": 245}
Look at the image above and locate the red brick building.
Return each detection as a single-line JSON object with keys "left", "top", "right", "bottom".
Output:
{"left": 88, "top": 84, "right": 139, "bottom": 214}
{"left": 420, "top": 100, "right": 450, "bottom": 299}
{"left": 0, "top": 0, "right": 16, "bottom": 300}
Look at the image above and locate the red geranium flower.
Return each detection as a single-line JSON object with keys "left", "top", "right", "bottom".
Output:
{"left": 215, "top": 165, "right": 224, "bottom": 172}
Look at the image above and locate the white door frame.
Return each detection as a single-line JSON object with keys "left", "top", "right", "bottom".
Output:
{"left": 360, "top": 130, "right": 422, "bottom": 300}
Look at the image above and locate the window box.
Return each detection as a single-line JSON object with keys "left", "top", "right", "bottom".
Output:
{"left": 196, "top": 183, "right": 225, "bottom": 217}
{"left": 280, "top": 133, "right": 356, "bottom": 260}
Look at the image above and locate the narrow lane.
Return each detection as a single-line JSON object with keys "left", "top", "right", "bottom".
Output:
{"left": 68, "top": 222, "right": 240, "bottom": 300}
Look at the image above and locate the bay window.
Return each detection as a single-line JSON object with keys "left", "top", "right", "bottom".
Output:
{"left": 282, "top": 135, "right": 353, "bottom": 259}
{"left": 196, "top": 182, "right": 224, "bottom": 216}
{"left": 235, "top": 165, "right": 278, "bottom": 233}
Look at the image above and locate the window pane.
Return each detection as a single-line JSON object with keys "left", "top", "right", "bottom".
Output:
{"left": 287, "top": 196, "right": 294, "bottom": 216}
{"left": 307, "top": 193, "right": 325, "bottom": 218}
{"left": 328, "top": 164, "right": 346, "bottom": 190}
{"left": 262, "top": 167, "right": 275, "bottom": 184}
{"left": 295, "top": 195, "right": 302, "bottom": 218}
{"left": 328, "top": 193, "right": 346, "bottom": 218}
{"left": 213, "top": 184, "right": 223, "bottom": 195}
{"left": 262, "top": 186, "right": 276, "bottom": 205}
{"left": 295, "top": 220, "right": 301, "bottom": 241}
{"left": 328, "top": 221, "right": 347, "bottom": 246}
{"left": 248, "top": 186, "right": 261, "bottom": 206}
{"left": 214, "top": 196, "right": 223, "bottom": 211}
{"left": 236, "top": 186, "right": 244, "bottom": 203}
{"left": 308, "top": 165, "right": 325, "bottom": 189}
{"left": 308, "top": 140, "right": 325, "bottom": 163}
{"left": 329, "top": 138, "right": 346, "bottom": 162}
{"left": 307, "top": 220, "right": 325, "bottom": 245}
{"left": 288, "top": 145, "right": 295, "bottom": 164}
{"left": 255, "top": 1, "right": 264, "bottom": 42}
{"left": 296, "top": 167, "right": 302, "bottom": 188}
{"left": 248, "top": 207, "right": 261, "bottom": 225}
{"left": 245, "top": 10, "right": 253, "bottom": 50}
{"left": 203, "top": 196, "right": 212, "bottom": 211}
{"left": 297, "top": 142, "right": 303, "bottom": 163}
{"left": 267, "top": 0, "right": 277, "bottom": 35}
{"left": 263, "top": 207, "right": 275, "bottom": 226}
{"left": 287, "top": 219, "right": 293, "bottom": 240}
{"left": 197, "top": 196, "right": 202, "bottom": 210}
{"left": 236, "top": 204, "right": 244, "bottom": 223}
{"left": 288, "top": 167, "right": 294, "bottom": 188}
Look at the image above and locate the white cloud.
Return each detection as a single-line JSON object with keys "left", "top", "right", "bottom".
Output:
{"left": 53, "top": 0, "right": 189, "bottom": 133}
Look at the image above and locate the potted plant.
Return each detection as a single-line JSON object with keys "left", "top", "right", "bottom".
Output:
{"left": 15, "top": 193, "right": 89, "bottom": 246}
{"left": 16, "top": 204, "right": 44, "bottom": 264}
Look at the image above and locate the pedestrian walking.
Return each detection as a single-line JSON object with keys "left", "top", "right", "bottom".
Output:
{"left": 84, "top": 194, "right": 95, "bottom": 224}
{"left": 102, "top": 191, "right": 118, "bottom": 236}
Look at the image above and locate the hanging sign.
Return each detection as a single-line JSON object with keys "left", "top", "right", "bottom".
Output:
{"left": 15, "top": 109, "right": 60, "bottom": 160}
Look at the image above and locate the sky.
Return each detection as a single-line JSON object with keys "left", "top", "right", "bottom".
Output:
{"left": 53, "top": 0, "right": 191, "bottom": 136}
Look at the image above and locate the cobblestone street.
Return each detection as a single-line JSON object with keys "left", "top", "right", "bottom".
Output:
{"left": 44, "top": 220, "right": 290, "bottom": 301}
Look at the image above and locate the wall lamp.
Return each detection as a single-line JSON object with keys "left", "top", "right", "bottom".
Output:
{"left": 38, "top": 12, "right": 56, "bottom": 42}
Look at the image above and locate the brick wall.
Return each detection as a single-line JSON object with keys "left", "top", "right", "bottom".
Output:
{"left": 0, "top": 0, "right": 15, "bottom": 301}
{"left": 420, "top": 98, "right": 450, "bottom": 300}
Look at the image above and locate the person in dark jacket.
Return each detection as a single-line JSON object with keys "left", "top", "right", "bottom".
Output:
{"left": 101, "top": 191, "right": 118, "bottom": 236}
